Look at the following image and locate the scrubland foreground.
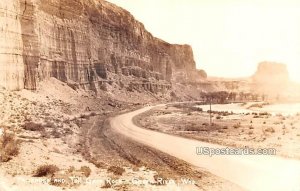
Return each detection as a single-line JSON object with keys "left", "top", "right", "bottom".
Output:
{"left": 0, "top": 78, "right": 243, "bottom": 191}
{"left": 135, "top": 103, "right": 300, "bottom": 159}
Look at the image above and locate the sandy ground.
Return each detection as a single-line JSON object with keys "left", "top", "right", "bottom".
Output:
{"left": 0, "top": 78, "right": 184, "bottom": 191}
{"left": 114, "top": 105, "right": 300, "bottom": 191}
{"left": 78, "top": 107, "right": 246, "bottom": 191}
{"left": 135, "top": 103, "right": 300, "bottom": 159}
{"left": 0, "top": 77, "right": 246, "bottom": 191}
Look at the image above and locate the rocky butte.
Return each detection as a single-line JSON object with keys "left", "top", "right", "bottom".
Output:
{"left": 252, "top": 62, "right": 289, "bottom": 85}
{"left": 0, "top": 0, "right": 204, "bottom": 93}
{"left": 252, "top": 61, "right": 290, "bottom": 95}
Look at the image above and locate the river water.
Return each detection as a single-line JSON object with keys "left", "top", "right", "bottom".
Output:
{"left": 195, "top": 103, "right": 300, "bottom": 116}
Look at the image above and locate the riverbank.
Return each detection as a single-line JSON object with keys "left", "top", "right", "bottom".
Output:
{"left": 134, "top": 102, "right": 300, "bottom": 159}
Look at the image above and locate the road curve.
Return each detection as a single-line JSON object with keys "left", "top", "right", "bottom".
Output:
{"left": 110, "top": 105, "right": 300, "bottom": 191}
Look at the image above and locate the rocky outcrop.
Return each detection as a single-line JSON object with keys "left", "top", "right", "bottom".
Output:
{"left": 252, "top": 62, "right": 290, "bottom": 95}
{"left": 253, "top": 62, "right": 289, "bottom": 84}
{"left": 0, "top": 0, "right": 199, "bottom": 91}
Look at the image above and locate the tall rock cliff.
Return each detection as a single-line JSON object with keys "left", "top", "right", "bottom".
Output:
{"left": 0, "top": 1, "right": 25, "bottom": 90}
{"left": 0, "top": 0, "right": 199, "bottom": 91}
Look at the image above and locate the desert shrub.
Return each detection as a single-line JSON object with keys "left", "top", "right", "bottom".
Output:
{"left": 64, "top": 119, "right": 71, "bottom": 124}
{"left": 74, "top": 118, "right": 82, "bottom": 126}
{"left": 64, "top": 128, "right": 73, "bottom": 135}
{"left": 40, "top": 131, "right": 50, "bottom": 139}
{"left": 276, "top": 113, "right": 283, "bottom": 117}
{"left": 22, "top": 122, "right": 44, "bottom": 132}
{"left": 248, "top": 103, "right": 263, "bottom": 109}
{"left": 185, "top": 127, "right": 199, "bottom": 131}
{"left": 218, "top": 129, "right": 224, "bottom": 133}
{"left": 248, "top": 103, "right": 269, "bottom": 109}
{"left": 90, "top": 158, "right": 106, "bottom": 168}
{"left": 79, "top": 114, "right": 89, "bottom": 119}
{"left": 80, "top": 166, "right": 91, "bottom": 177}
{"left": 68, "top": 166, "right": 76, "bottom": 173}
{"left": 218, "top": 111, "right": 231, "bottom": 116}
{"left": 45, "top": 121, "right": 56, "bottom": 128}
{"left": 240, "top": 102, "right": 247, "bottom": 106}
{"left": 34, "top": 165, "right": 59, "bottom": 177}
{"left": 194, "top": 107, "right": 203, "bottom": 112}
{"left": 259, "top": 112, "right": 270, "bottom": 116}
{"left": 265, "top": 127, "right": 275, "bottom": 133}
{"left": 0, "top": 130, "right": 19, "bottom": 162}
{"left": 9, "top": 119, "right": 16, "bottom": 124}
{"left": 185, "top": 124, "right": 201, "bottom": 131}
{"left": 51, "top": 130, "right": 61, "bottom": 138}
{"left": 233, "top": 123, "right": 241, "bottom": 129}
{"left": 101, "top": 181, "right": 112, "bottom": 188}
{"left": 107, "top": 166, "right": 125, "bottom": 176}
{"left": 163, "top": 111, "right": 172, "bottom": 115}
{"left": 90, "top": 112, "right": 97, "bottom": 116}
{"left": 222, "top": 126, "right": 228, "bottom": 129}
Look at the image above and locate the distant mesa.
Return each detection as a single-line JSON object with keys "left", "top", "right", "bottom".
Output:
{"left": 252, "top": 61, "right": 290, "bottom": 95}
{"left": 252, "top": 61, "right": 290, "bottom": 84}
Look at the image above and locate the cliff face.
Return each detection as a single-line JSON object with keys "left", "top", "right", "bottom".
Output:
{"left": 0, "top": 0, "right": 198, "bottom": 91}
{"left": 0, "top": 1, "right": 25, "bottom": 90}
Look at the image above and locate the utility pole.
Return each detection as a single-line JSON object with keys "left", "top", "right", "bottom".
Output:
{"left": 209, "top": 97, "right": 212, "bottom": 126}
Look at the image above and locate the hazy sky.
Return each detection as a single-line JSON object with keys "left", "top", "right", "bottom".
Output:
{"left": 106, "top": 0, "right": 300, "bottom": 82}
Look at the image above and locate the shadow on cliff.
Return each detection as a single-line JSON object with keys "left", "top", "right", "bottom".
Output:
{"left": 19, "top": 0, "right": 39, "bottom": 90}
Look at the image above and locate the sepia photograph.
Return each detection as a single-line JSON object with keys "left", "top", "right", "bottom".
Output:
{"left": 1, "top": 0, "right": 300, "bottom": 190}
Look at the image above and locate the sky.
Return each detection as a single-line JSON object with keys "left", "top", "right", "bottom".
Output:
{"left": 106, "top": 0, "right": 300, "bottom": 82}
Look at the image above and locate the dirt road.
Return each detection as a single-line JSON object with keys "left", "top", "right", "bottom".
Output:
{"left": 110, "top": 105, "right": 300, "bottom": 191}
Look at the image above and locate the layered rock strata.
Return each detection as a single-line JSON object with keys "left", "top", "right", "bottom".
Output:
{"left": 0, "top": 0, "right": 200, "bottom": 92}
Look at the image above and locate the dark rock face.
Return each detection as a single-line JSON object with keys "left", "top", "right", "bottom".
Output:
{"left": 0, "top": 0, "right": 199, "bottom": 91}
